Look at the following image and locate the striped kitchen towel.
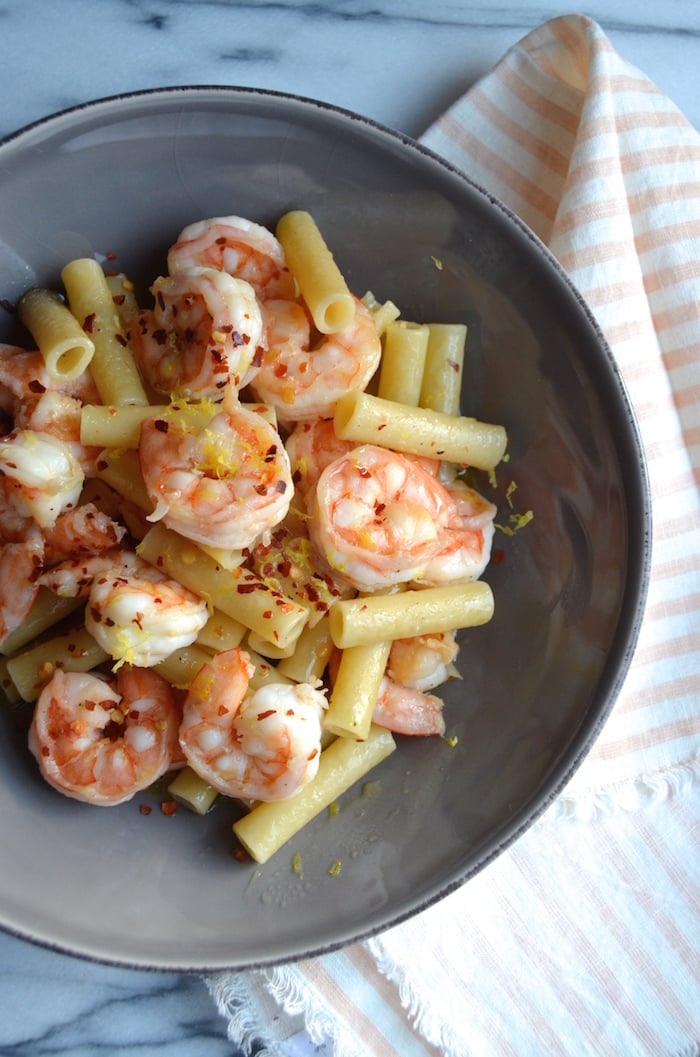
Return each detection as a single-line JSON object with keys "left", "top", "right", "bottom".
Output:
{"left": 207, "top": 15, "right": 700, "bottom": 1056}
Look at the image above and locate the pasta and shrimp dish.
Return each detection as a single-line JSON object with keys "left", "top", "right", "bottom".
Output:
{"left": 0, "top": 211, "right": 508, "bottom": 863}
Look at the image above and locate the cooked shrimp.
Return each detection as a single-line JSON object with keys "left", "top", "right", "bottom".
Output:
{"left": 372, "top": 676, "right": 445, "bottom": 737}
{"left": 285, "top": 416, "right": 356, "bottom": 509}
{"left": 0, "top": 344, "right": 100, "bottom": 417}
{"left": 28, "top": 666, "right": 181, "bottom": 805}
{"left": 139, "top": 400, "right": 292, "bottom": 551}
{"left": 131, "top": 268, "right": 264, "bottom": 400}
{"left": 42, "top": 502, "right": 126, "bottom": 564}
{"left": 311, "top": 444, "right": 495, "bottom": 591}
{"left": 0, "top": 529, "right": 44, "bottom": 647}
{"left": 84, "top": 552, "right": 209, "bottom": 668}
{"left": 22, "top": 389, "right": 101, "bottom": 477}
{"left": 251, "top": 296, "right": 381, "bottom": 422}
{"left": 0, "top": 346, "right": 50, "bottom": 418}
{"left": 36, "top": 549, "right": 129, "bottom": 598}
{"left": 0, "top": 429, "right": 84, "bottom": 530}
{"left": 179, "top": 647, "right": 327, "bottom": 802}
{"left": 167, "top": 215, "right": 296, "bottom": 302}
{"left": 387, "top": 631, "right": 460, "bottom": 693}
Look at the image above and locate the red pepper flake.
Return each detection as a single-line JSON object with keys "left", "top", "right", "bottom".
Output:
{"left": 257, "top": 709, "right": 277, "bottom": 721}
{"left": 233, "top": 846, "right": 247, "bottom": 863}
{"left": 139, "top": 804, "right": 152, "bottom": 816}
{"left": 28, "top": 379, "right": 47, "bottom": 394}
{"left": 156, "top": 291, "right": 166, "bottom": 312}
{"left": 106, "top": 251, "right": 117, "bottom": 260}
{"left": 152, "top": 328, "right": 167, "bottom": 345}
{"left": 448, "top": 359, "right": 460, "bottom": 372}
{"left": 96, "top": 459, "right": 108, "bottom": 471}
{"left": 307, "top": 748, "right": 319, "bottom": 761}
{"left": 252, "top": 346, "right": 264, "bottom": 368}
{"left": 273, "top": 363, "right": 288, "bottom": 378}
{"left": 160, "top": 800, "right": 178, "bottom": 816}
{"left": 112, "top": 294, "right": 126, "bottom": 306}
{"left": 254, "top": 484, "right": 268, "bottom": 496}
{"left": 263, "top": 609, "right": 272, "bottom": 619}
{"left": 83, "top": 312, "right": 97, "bottom": 334}
{"left": 89, "top": 605, "right": 101, "bottom": 623}
{"left": 154, "top": 419, "right": 169, "bottom": 433}
{"left": 115, "top": 332, "right": 127, "bottom": 347}
{"left": 377, "top": 422, "right": 387, "bottom": 431}
{"left": 218, "top": 704, "right": 229, "bottom": 716}
{"left": 358, "top": 467, "right": 371, "bottom": 478}
{"left": 237, "top": 583, "right": 257, "bottom": 594}
{"left": 492, "top": 548, "right": 506, "bottom": 564}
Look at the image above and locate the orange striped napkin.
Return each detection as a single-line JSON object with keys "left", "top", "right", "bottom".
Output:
{"left": 208, "top": 15, "right": 700, "bottom": 1055}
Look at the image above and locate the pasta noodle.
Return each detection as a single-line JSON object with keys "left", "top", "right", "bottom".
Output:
{"left": 17, "top": 287, "right": 95, "bottom": 381}
{"left": 324, "top": 640, "right": 392, "bottom": 740}
{"left": 377, "top": 321, "right": 430, "bottom": 406}
{"left": 329, "top": 582, "right": 495, "bottom": 649}
{"left": 62, "top": 258, "right": 149, "bottom": 405}
{"left": 276, "top": 210, "right": 356, "bottom": 333}
{"left": 334, "top": 389, "right": 508, "bottom": 469}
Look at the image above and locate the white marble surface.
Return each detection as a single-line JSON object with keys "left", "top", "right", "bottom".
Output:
{"left": 1, "top": 1, "right": 699, "bottom": 1053}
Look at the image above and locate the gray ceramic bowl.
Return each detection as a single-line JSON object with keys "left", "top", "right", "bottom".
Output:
{"left": 0, "top": 87, "right": 650, "bottom": 970}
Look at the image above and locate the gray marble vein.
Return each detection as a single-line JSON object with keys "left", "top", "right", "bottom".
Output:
{"left": 0, "top": 1, "right": 699, "bottom": 1054}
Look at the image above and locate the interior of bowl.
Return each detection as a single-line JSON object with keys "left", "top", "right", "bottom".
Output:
{"left": 0, "top": 87, "right": 650, "bottom": 970}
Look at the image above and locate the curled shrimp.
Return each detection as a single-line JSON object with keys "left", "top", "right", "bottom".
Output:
{"left": 0, "top": 429, "right": 84, "bottom": 530}
{"left": 284, "top": 416, "right": 356, "bottom": 510}
{"left": 372, "top": 676, "right": 445, "bottom": 737}
{"left": 139, "top": 400, "right": 293, "bottom": 551}
{"left": 251, "top": 296, "right": 381, "bottom": 422}
{"left": 179, "top": 647, "right": 327, "bottom": 802}
{"left": 311, "top": 444, "right": 495, "bottom": 592}
{"left": 0, "top": 528, "right": 44, "bottom": 647}
{"left": 387, "top": 631, "right": 460, "bottom": 693}
{"left": 167, "top": 215, "right": 295, "bottom": 302}
{"left": 28, "top": 666, "right": 181, "bottom": 805}
{"left": 42, "top": 502, "right": 127, "bottom": 564}
{"left": 84, "top": 552, "right": 209, "bottom": 668}
{"left": 131, "top": 268, "right": 264, "bottom": 400}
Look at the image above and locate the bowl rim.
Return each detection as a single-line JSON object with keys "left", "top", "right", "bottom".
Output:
{"left": 0, "top": 84, "right": 653, "bottom": 971}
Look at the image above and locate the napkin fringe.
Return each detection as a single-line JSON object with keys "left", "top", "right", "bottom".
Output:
{"left": 539, "top": 751, "right": 700, "bottom": 824}
{"left": 263, "top": 964, "right": 365, "bottom": 1057}
{"left": 205, "top": 972, "right": 286, "bottom": 1057}
{"left": 366, "top": 938, "right": 465, "bottom": 1057}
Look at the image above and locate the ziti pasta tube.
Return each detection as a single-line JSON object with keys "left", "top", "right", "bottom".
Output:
{"left": 17, "top": 287, "right": 95, "bottom": 382}
{"left": 334, "top": 390, "right": 507, "bottom": 470}
{"left": 276, "top": 210, "right": 356, "bottom": 333}
{"left": 329, "top": 582, "right": 495, "bottom": 649}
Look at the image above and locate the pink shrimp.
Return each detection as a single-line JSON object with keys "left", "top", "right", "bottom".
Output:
{"left": 387, "top": 631, "right": 460, "bottom": 692}
{"left": 179, "top": 648, "right": 327, "bottom": 802}
{"left": 42, "top": 502, "right": 127, "bottom": 564}
{"left": 372, "top": 676, "right": 446, "bottom": 737}
{"left": 167, "top": 215, "right": 296, "bottom": 301}
{"left": 0, "top": 429, "right": 84, "bottom": 530}
{"left": 284, "top": 416, "right": 356, "bottom": 510}
{"left": 84, "top": 552, "right": 209, "bottom": 668}
{"left": 251, "top": 296, "right": 381, "bottom": 422}
{"left": 138, "top": 400, "right": 292, "bottom": 551}
{"left": 130, "top": 268, "right": 264, "bottom": 400}
{"left": 310, "top": 444, "right": 495, "bottom": 592}
{"left": 0, "top": 528, "right": 44, "bottom": 648}
{"left": 28, "top": 666, "right": 181, "bottom": 805}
